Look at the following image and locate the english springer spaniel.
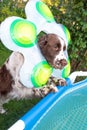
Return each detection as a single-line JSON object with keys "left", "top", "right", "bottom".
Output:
{"left": 0, "top": 34, "right": 67, "bottom": 113}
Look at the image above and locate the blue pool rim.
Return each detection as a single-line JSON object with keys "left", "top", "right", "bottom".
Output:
{"left": 19, "top": 78, "right": 87, "bottom": 130}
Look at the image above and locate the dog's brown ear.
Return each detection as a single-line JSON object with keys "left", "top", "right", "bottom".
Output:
{"left": 0, "top": 65, "right": 13, "bottom": 95}
{"left": 38, "top": 34, "right": 48, "bottom": 48}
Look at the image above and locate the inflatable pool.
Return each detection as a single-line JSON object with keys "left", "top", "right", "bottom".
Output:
{"left": 8, "top": 71, "right": 87, "bottom": 130}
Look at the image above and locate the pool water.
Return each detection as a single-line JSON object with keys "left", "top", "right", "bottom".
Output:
{"left": 33, "top": 85, "right": 87, "bottom": 130}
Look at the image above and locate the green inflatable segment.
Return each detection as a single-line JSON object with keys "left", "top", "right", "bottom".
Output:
{"left": 31, "top": 61, "right": 53, "bottom": 88}
{"left": 10, "top": 19, "right": 37, "bottom": 47}
{"left": 36, "top": 1, "right": 55, "bottom": 22}
{"left": 62, "top": 25, "right": 71, "bottom": 45}
{"left": 62, "top": 59, "right": 71, "bottom": 78}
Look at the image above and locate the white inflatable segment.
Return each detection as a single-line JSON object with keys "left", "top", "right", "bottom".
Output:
{"left": 25, "top": 0, "right": 55, "bottom": 34}
{"left": 42, "top": 22, "right": 70, "bottom": 47}
{"left": 19, "top": 46, "right": 53, "bottom": 88}
{"left": 25, "top": 0, "right": 71, "bottom": 45}
{"left": 0, "top": 16, "right": 37, "bottom": 52}
{"left": 0, "top": 17, "right": 23, "bottom": 51}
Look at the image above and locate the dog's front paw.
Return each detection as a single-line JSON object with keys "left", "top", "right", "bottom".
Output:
{"left": 39, "top": 84, "right": 58, "bottom": 97}
{"left": 57, "top": 79, "right": 67, "bottom": 86}
{"left": 48, "top": 77, "right": 66, "bottom": 87}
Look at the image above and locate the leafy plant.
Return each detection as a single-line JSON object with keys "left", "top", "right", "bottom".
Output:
{"left": 0, "top": 0, "right": 26, "bottom": 23}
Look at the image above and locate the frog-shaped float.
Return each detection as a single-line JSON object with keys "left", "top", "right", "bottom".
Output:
{"left": 0, "top": 0, "right": 71, "bottom": 88}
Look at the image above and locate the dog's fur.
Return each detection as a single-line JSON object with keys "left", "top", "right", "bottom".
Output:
{"left": 0, "top": 34, "right": 67, "bottom": 113}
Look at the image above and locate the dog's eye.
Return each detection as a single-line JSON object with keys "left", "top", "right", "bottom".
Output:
{"left": 44, "top": 40, "right": 48, "bottom": 46}
{"left": 54, "top": 43, "right": 61, "bottom": 50}
{"left": 63, "top": 45, "right": 66, "bottom": 51}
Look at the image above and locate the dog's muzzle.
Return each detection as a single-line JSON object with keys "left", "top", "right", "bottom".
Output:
{"left": 54, "top": 59, "right": 67, "bottom": 69}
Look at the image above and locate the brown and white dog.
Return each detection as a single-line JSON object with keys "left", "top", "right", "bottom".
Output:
{"left": 38, "top": 34, "right": 67, "bottom": 69}
{"left": 0, "top": 34, "right": 67, "bottom": 113}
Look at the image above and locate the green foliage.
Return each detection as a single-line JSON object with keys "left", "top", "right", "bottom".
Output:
{"left": 0, "top": 0, "right": 26, "bottom": 23}
{"left": 43, "top": 0, "right": 60, "bottom": 6}
{"left": 0, "top": 41, "right": 11, "bottom": 66}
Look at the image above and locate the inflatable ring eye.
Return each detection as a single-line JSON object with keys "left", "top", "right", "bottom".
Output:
{"left": 31, "top": 61, "right": 53, "bottom": 88}
{"left": 10, "top": 19, "right": 37, "bottom": 47}
{"left": 61, "top": 25, "right": 71, "bottom": 45}
{"left": 62, "top": 59, "right": 71, "bottom": 78}
{"left": 36, "top": 1, "right": 55, "bottom": 22}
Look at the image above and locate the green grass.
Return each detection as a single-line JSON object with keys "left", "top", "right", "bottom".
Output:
{"left": 0, "top": 42, "right": 11, "bottom": 66}
{"left": 0, "top": 42, "right": 41, "bottom": 130}
{"left": 0, "top": 98, "right": 41, "bottom": 130}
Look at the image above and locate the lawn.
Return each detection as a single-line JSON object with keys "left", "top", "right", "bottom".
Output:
{"left": 0, "top": 42, "right": 41, "bottom": 130}
{"left": 0, "top": 99, "right": 40, "bottom": 130}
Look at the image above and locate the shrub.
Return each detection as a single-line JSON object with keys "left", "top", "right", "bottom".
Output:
{"left": 0, "top": 0, "right": 26, "bottom": 23}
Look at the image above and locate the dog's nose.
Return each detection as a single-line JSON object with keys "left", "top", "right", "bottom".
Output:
{"left": 60, "top": 59, "right": 67, "bottom": 67}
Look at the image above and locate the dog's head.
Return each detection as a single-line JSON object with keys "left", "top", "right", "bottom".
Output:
{"left": 38, "top": 34, "right": 67, "bottom": 69}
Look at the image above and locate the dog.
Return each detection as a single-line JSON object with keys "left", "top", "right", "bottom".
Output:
{"left": 0, "top": 34, "right": 67, "bottom": 114}
{"left": 38, "top": 34, "right": 67, "bottom": 69}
